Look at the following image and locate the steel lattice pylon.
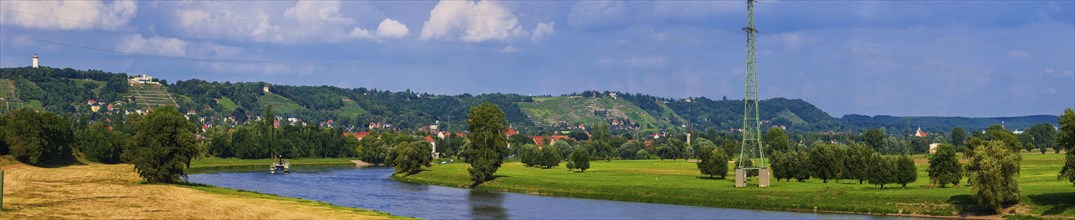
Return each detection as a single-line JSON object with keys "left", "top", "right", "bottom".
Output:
{"left": 736, "top": 0, "right": 768, "bottom": 188}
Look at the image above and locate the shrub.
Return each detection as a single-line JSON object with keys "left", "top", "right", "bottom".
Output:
{"left": 4, "top": 109, "right": 75, "bottom": 165}
{"left": 78, "top": 123, "right": 126, "bottom": 164}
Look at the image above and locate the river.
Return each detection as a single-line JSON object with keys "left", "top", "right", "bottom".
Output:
{"left": 188, "top": 166, "right": 916, "bottom": 219}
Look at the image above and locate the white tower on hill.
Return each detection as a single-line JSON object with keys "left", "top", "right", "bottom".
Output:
{"left": 32, "top": 54, "right": 39, "bottom": 68}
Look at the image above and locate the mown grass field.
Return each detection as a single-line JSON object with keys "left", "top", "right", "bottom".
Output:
{"left": 0, "top": 156, "right": 404, "bottom": 219}
{"left": 397, "top": 153, "right": 1075, "bottom": 218}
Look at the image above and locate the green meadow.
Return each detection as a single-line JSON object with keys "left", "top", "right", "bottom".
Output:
{"left": 396, "top": 153, "right": 1074, "bottom": 217}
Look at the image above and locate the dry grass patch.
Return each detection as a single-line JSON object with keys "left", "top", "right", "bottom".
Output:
{"left": 1, "top": 161, "right": 402, "bottom": 219}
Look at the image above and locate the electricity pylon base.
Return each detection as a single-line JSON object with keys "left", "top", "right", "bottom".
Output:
{"left": 735, "top": 169, "right": 746, "bottom": 188}
{"left": 758, "top": 168, "right": 770, "bottom": 187}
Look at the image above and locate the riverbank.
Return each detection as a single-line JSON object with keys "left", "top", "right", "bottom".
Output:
{"left": 0, "top": 156, "right": 406, "bottom": 219}
{"left": 188, "top": 157, "right": 360, "bottom": 173}
{"left": 395, "top": 153, "right": 1074, "bottom": 218}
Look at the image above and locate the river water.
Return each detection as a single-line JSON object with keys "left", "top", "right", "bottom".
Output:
{"left": 188, "top": 166, "right": 915, "bottom": 219}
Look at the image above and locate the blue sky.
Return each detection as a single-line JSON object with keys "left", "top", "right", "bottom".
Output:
{"left": 1, "top": 0, "right": 1072, "bottom": 117}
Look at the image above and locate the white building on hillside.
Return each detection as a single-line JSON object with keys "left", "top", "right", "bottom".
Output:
{"left": 32, "top": 54, "right": 39, "bottom": 68}
{"left": 129, "top": 74, "right": 159, "bottom": 84}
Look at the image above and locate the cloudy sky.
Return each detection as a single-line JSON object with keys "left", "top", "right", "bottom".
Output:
{"left": 1, "top": 0, "right": 1072, "bottom": 117}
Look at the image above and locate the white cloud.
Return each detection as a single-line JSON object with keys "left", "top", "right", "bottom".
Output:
{"left": 118, "top": 35, "right": 188, "bottom": 57}
{"left": 0, "top": 0, "right": 136, "bottom": 30}
{"left": 531, "top": 22, "right": 555, "bottom": 42}
{"left": 1008, "top": 50, "right": 1032, "bottom": 59}
{"left": 500, "top": 45, "right": 519, "bottom": 53}
{"left": 173, "top": 0, "right": 403, "bottom": 43}
{"left": 421, "top": 0, "right": 551, "bottom": 43}
{"left": 376, "top": 18, "right": 410, "bottom": 39}
{"left": 117, "top": 34, "right": 242, "bottom": 58}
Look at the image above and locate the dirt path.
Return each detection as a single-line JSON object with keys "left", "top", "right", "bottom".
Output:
{"left": 0, "top": 162, "right": 398, "bottom": 219}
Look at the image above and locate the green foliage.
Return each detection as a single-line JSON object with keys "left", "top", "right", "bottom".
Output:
{"left": 895, "top": 154, "right": 917, "bottom": 188}
{"left": 1022, "top": 123, "right": 1056, "bottom": 154}
{"left": 867, "top": 154, "right": 897, "bottom": 189}
{"left": 770, "top": 151, "right": 790, "bottom": 181}
{"left": 765, "top": 127, "right": 789, "bottom": 155}
{"left": 1058, "top": 108, "right": 1075, "bottom": 185}
{"left": 928, "top": 143, "right": 963, "bottom": 187}
{"left": 809, "top": 142, "right": 842, "bottom": 183}
{"left": 465, "top": 102, "right": 508, "bottom": 185}
{"left": 356, "top": 132, "right": 390, "bottom": 165}
{"left": 950, "top": 127, "right": 967, "bottom": 149}
{"left": 735, "top": 158, "right": 758, "bottom": 177}
{"left": 591, "top": 124, "right": 614, "bottom": 161}
{"left": 569, "top": 145, "right": 590, "bottom": 172}
{"left": 4, "top": 109, "right": 75, "bottom": 165}
{"left": 539, "top": 144, "right": 562, "bottom": 168}
{"left": 123, "top": 106, "right": 198, "bottom": 183}
{"left": 970, "top": 140, "right": 1022, "bottom": 213}
{"left": 789, "top": 150, "right": 812, "bottom": 182}
{"left": 985, "top": 124, "right": 1022, "bottom": 152}
{"left": 860, "top": 128, "right": 886, "bottom": 152}
{"left": 617, "top": 141, "right": 645, "bottom": 159}
{"left": 77, "top": 122, "right": 126, "bottom": 164}
{"left": 697, "top": 144, "right": 728, "bottom": 179}
{"left": 392, "top": 141, "right": 432, "bottom": 175}
{"left": 635, "top": 149, "right": 651, "bottom": 160}
{"left": 520, "top": 144, "right": 539, "bottom": 167}
{"left": 845, "top": 142, "right": 875, "bottom": 184}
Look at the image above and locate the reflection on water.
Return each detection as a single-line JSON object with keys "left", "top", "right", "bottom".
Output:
{"left": 188, "top": 166, "right": 917, "bottom": 219}
{"left": 470, "top": 190, "right": 508, "bottom": 220}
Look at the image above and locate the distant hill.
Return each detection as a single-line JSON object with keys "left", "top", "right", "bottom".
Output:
{"left": 0, "top": 66, "right": 1060, "bottom": 134}
{"left": 841, "top": 114, "right": 1059, "bottom": 134}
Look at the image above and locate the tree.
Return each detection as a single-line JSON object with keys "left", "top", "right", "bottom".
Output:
{"left": 617, "top": 141, "right": 645, "bottom": 160}
{"left": 123, "top": 106, "right": 198, "bottom": 183}
{"left": 1058, "top": 108, "right": 1075, "bottom": 185}
{"left": 770, "top": 151, "right": 790, "bottom": 181}
{"left": 867, "top": 154, "right": 896, "bottom": 189}
{"left": 970, "top": 140, "right": 1022, "bottom": 213}
{"left": 985, "top": 124, "right": 1021, "bottom": 152}
{"left": 928, "top": 143, "right": 962, "bottom": 188}
{"left": 895, "top": 154, "right": 917, "bottom": 188}
{"left": 845, "top": 142, "right": 875, "bottom": 184}
{"left": 4, "top": 109, "right": 75, "bottom": 165}
{"left": 809, "top": 142, "right": 842, "bottom": 183}
{"left": 78, "top": 122, "right": 126, "bottom": 164}
{"left": 697, "top": 144, "right": 728, "bottom": 179}
{"left": 950, "top": 127, "right": 966, "bottom": 150}
{"left": 570, "top": 145, "right": 590, "bottom": 172}
{"left": 465, "top": 102, "right": 509, "bottom": 186}
{"left": 396, "top": 141, "right": 433, "bottom": 175}
{"left": 591, "top": 124, "right": 614, "bottom": 161}
{"left": 861, "top": 128, "right": 886, "bottom": 152}
{"left": 1024, "top": 123, "right": 1057, "bottom": 154}
{"left": 540, "top": 144, "right": 563, "bottom": 168}
{"left": 765, "top": 127, "right": 789, "bottom": 155}
{"left": 636, "top": 149, "right": 651, "bottom": 159}
{"left": 519, "top": 144, "right": 539, "bottom": 167}
{"left": 790, "top": 150, "right": 811, "bottom": 182}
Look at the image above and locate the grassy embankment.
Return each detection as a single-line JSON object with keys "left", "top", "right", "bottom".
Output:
{"left": 188, "top": 157, "right": 357, "bottom": 173}
{"left": 0, "top": 156, "right": 406, "bottom": 219}
{"left": 396, "top": 153, "right": 1075, "bottom": 218}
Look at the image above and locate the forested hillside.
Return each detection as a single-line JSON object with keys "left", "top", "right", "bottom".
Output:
{"left": 0, "top": 67, "right": 1058, "bottom": 134}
